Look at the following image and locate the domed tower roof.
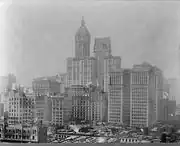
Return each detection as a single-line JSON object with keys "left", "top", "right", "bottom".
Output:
{"left": 75, "top": 16, "right": 90, "bottom": 37}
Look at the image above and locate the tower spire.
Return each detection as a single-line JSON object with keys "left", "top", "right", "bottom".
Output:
{"left": 81, "top": 16, "right": 85, "bottom": 26}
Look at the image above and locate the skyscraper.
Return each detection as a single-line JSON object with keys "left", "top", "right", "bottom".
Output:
{"left": 108, "top": 69, "right": 123, "bottom": 124}
{"left": 104, "top": 55, "right": 121, "bottom": 92}
{"left": 66, "top": 57, "right": 96, "bottom": 86}
{"left": 65, "top": 17, "right": 108, "bottom": 124}
{"left": 130, "top": 62, "right": 163, "bottom": 127}
{"left": 75, "top": 17, "right": 91, "bottom": 58}
{"left": 94, "top": 37, "right": 112, "bottom": 88}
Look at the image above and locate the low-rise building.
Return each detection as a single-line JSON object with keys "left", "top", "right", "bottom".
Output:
{"left": 0, "top": 119, "right": 4, "bottom": 140}
{"left": 3, "top": 125, "right": 47, "bottom": 143}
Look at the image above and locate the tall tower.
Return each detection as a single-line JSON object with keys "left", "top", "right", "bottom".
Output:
{"left": 94, "top": 37, "right": 112, "bottom": 88}
{"left": 75, "top": 17, "right": 91, "bottom": 58}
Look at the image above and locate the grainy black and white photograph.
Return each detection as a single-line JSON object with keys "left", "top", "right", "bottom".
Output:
{"left": 0, "top": 0, "right": 180, "bottom": 145}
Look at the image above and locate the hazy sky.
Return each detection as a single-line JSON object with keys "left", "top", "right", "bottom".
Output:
{"left": 1, "top": 0, "right": 180, "bottom": 86}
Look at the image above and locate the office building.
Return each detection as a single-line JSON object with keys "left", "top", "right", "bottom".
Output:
{"left": 8, "top": 85, "right": 35, "bottom": 125}
{"left": 94, "top": 37, "right": 112, "bottom": 88}
{"left": 130, "top": 62, "right": 163, "bottom": 127}
{"left": 66, "top": 56, "right": 96, "bottom": 87}
{"left": 108, "top": 69, "right": 123, "bottom": 123}
{"left": 32, "top": 76, "right": 60, "bottom": 96}
{"left": 51, "top": 95, "right": 64, "bottom": 125}
{"left": 35, "top": 95, "right": 52, "bottom": 124}
{"left": 51, "top": 91, "right": 72, "bottom": 125}
{"left": 71, "top": 85, "right": 91, "bottom": 122}
{"left": 65, "top": 17, "right": 121, "bottom": 124}
{"left": 63, "top": 89, "right": 73, "bottom": 123}
{"left": 104, "top": 55, "right": 121, "bottom": 93}
{"left": 71, "top": 85, "right": 107, "bottom": 123}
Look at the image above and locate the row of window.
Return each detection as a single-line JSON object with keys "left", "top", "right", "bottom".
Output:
{"left": 131, "top": 72, "right": 149, "bottom": 85}
{"left": 33, "top": 84, "right": 49, "bottom": 88}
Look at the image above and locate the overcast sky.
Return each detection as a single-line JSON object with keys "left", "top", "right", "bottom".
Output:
{"left": 1, "top": 0, "right": 180, "bottom": 88}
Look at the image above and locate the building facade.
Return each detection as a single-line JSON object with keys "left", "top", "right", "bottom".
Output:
{"left": 51, "top": 95, "right": 64, "bottom": 126}
{"left": 8, "top": 88, "right": 35, "bottom": 125}
{"left": 130, "top": 62, "right": 163, "bottom": 127}
{"left": 35, "top": 95, "right": 52, "bottom": 124}
{"left": 32, "top": 76, "right": 60, "bottom": 96}
{"left": 94, "top": 37, "right": 112, "bottom": 88}
{"left": 104, "top": 55, "right": 121, "bottom": 92}
{"left": 71, "top": 85, "right": 91, "bottom": 122}
{"left": 71, "top": 85, "right": 107, "bottom": 123}
{"left": 51, "top": 91, "right": 72, "bottom": 125}
{"left": 108, "top": 70, "right": 123, "bottom": 123}
{"left": 66, "top": 56, "right": 96, "bottom": 87}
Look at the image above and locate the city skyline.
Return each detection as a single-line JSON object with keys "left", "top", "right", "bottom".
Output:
{"left": 0, "top": 0, "right": 179, "bottom": 87}
{"left": 0, "top": 1, "right": 180, "bottom": 144}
